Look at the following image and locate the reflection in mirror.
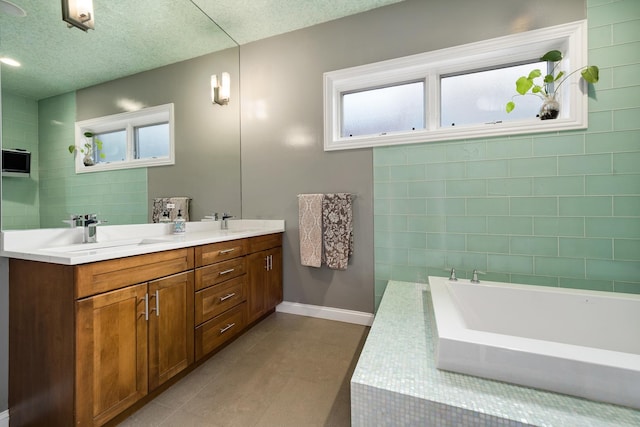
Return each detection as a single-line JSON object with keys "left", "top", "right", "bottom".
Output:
{"left": 1, "top": 0, "right": 241, "bottom": 230}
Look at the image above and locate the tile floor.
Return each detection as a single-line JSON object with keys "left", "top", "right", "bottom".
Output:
{"left": 118, "top": 312, "right": 370, "bottom": 427}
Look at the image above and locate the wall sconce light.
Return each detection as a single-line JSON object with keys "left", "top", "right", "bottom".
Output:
{"left": 0, "top": 57, "right": 21, "bottom": 67}
{"left": 211, "top": 72, "right": 230, "bottom": 105}
{"left": 61, "top": 0, "right": 95, "bottom": 31}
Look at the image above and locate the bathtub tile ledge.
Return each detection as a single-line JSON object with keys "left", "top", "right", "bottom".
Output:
{"left": 350, "top": 280, "right": 640, "bottom": 427}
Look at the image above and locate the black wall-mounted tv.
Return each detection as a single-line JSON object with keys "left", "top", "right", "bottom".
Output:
{"left": 2, "top": 148, "right": 31, "bottom": 176}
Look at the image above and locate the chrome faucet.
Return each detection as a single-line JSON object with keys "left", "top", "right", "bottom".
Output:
{"left": 70, "top": 214, "right": 104, "bottom": 243}
{"left": 221, "top": 213, "right": 233, "bottom": 230}
{"left": 471, "top": 269, "right": 484, "bottom": 284}
{"left": 448, "top": 268, "right": 458, "bottom": 281}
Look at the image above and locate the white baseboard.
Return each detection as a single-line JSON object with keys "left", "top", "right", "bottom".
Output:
{"left": 276, "top": 301, "right": 374, "bottom": 326}
{"left": 0, "top": 409, "right": 8, "bottom": 427}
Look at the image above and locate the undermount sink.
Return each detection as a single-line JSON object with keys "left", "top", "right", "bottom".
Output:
{"left": 45, "top": 238, "right": 173, "bottom": 255}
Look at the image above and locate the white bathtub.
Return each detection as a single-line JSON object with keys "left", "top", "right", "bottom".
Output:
{"left": 428, "top": 276, "right": 640, "bottom": 410}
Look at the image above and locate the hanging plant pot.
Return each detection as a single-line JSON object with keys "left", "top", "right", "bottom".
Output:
{"left": 539, "top": 96, "right": 560, "bottom": 120}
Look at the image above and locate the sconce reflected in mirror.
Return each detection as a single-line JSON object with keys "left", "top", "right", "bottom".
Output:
{"left": 62, "top": 0, "right": 95, "bottom": 31}
{"left": 0, "top": 57, "right": 21, "bottom": 67}
{"left": 211, "top": 72, "right": 230, "bottom": 105}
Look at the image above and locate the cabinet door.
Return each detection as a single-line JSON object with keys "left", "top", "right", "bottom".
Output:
{"left": 266, "top": 246, "right": 283, "bottom": 310}
{"left": 247, "top": 251, "right": 268, "bottom": 324}
{"left": 148, "top": 271, "right": 195, "bottom": 390}
{"left": 247, "top": 246, "right": 283, "bottom": 323}
{"left": 76, "top": 283, "right": 148, "bottom": 427}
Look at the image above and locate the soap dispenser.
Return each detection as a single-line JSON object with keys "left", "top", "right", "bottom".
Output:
{"left": 160, "top": 211, "right": 171, "bottom": 224}
{"left": 173, "top": 209, "right": 186, "bottom": 234}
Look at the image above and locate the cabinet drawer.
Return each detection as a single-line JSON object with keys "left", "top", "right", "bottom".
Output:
{"left": 75, "top": 248, "right": 195, "bottom": 298}
{"left": 195, "top": 257, "right": 246, "bottom": 291}
{"left": 247, "top": 233, "right": 282, "bottom": 253}
{"left": 195, "top": 276, "right": 246, "bottom": 325}
{"left": 195, "top": 302, "right": 245, "bottom": 360}
{"left": 195, "top": 239, "right": 248, "bottom": 267}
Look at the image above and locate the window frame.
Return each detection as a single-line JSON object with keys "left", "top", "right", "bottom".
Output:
{"left": 74, "top": 103, "right": 175, "bottom": 173}
{"left": 323, "top": 20, "right": 589, "bottom": 151}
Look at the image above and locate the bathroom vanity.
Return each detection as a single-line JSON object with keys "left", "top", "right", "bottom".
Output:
{"left": 2, "top": 220, "right": 284, "bottom": 426}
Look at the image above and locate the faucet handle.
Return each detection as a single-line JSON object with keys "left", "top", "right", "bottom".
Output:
{"left": 471, "top": 269, "right": 485, "bottom": 283}
{"left": 69, "top": 214, "right": 83, "bottom": 227}
{"left": 222, "top": 212, "right": 233, "bottom": 220}
{"left": 445, "top": 267, "right": 458, "bottom": 281}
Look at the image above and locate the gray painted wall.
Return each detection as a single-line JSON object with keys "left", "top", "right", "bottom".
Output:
{"left": 239, "top": 0, "right": 584, "bottom": 314}
{"left": 76, "top": 47, "right": 241, "bottom": 222}
{"left": 0, "top": 0, "right": 585, "bottom": 414}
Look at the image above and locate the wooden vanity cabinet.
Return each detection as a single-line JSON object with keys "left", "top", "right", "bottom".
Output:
{"left": 246, "top": 234, "right": 283, "bottom": 324}
{"left": 9, "top": 248, "right": 194, "bottom": 427}
{"left": 9, "top": 233, "right": 283, "bottom": 427}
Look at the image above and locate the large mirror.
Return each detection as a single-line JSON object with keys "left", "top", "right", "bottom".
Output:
{"left": 1, "top": 0, "right": 241, "bottom": 230}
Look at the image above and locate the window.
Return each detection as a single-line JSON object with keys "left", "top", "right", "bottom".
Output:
{"left": 135, "top": 123, "right": 170, "bottom": 159}
{"left": 342, "top": 81, "right": 425, "bottom": 137}
{"left": 324, "top": 20, "right": 589, "bottom": 151}
{"left": 94, "top": 129, "right": 126, "bottom": 163}
{"left": 74, "top": 103, "right": 174, "bottom": 173}
{"left": 440, "top": 61, "right": 548, "bottom": 127}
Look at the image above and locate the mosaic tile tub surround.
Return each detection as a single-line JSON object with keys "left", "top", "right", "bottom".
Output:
{"left": 350, "top": 281, "right": 640, "bottom": 426}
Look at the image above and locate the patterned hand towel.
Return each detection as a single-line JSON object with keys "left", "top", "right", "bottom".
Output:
{"left": 298, "top": 194, "right": 324, "bottom": 267}
{"left": 322, "top": 193, "right": 353, "bottom": 270}
{"left": 152, "top": 197, "right": 190, "bottom": 222}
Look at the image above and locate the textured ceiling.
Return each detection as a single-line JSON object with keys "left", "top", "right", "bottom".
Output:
{"left": 0, "top": 0, "right": 403, "bottom": 100}
{"left": 196, "top": 0, "right": 405, "bottom": 45}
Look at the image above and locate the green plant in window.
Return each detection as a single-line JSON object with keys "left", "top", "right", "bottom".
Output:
{"left": 506, "top": 50, "right": 599, "bottom": 119}
{"left": 68, "top": 131, "right": 106, "bottom": 161}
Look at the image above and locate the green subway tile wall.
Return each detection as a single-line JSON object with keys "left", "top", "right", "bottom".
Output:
{"left": 373, "top": 1, "right": 640, "bottom": 308}
{"left": 38, "top": 93, "right": 148, "bottom": 228}
{"left": 1, "top": 92, "right": 40, "bottom": 229}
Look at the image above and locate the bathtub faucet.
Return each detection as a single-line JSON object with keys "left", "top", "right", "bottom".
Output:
{"left": 448, "top": 268, "right": 458, "bottom": 281}
{"left": 471, "top": 269, "right": 484, "bottom": 284}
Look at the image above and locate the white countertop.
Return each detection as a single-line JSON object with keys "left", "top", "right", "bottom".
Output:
{"left": 0, "top": 219, "right": 285, "bottom": 265}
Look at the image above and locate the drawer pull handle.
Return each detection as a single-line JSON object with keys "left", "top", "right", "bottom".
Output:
{"left": 220, "top": 323, "right": 236, "bottom": 334}
{"left": 219, "top": 268, "right": 235, "bottom": 276}
{"left": 219, "top": 292, "right": 236, "bottom": 302}
{"left": 219, "top": 248, "right": 235, "bottom": 254}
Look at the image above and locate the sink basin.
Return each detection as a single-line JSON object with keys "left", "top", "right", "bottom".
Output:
{"left": 45, "top": 238, "right": 173, "bottom": 255}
